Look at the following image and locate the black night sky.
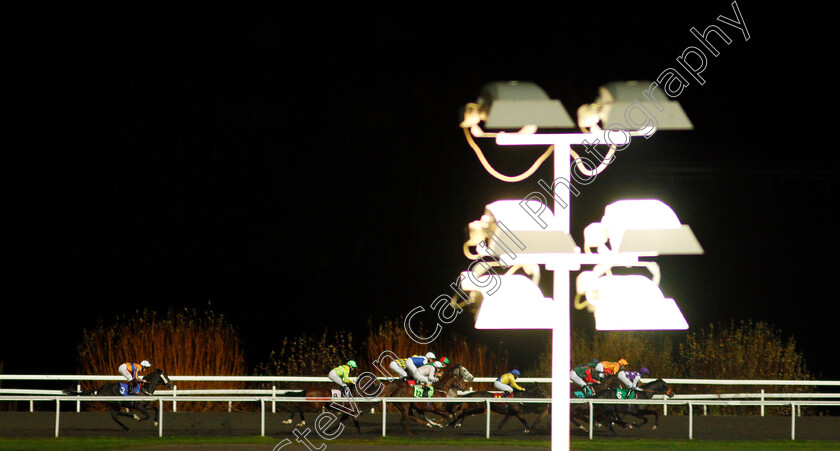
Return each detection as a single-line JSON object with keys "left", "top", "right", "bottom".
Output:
{"left": 3, "top": 3, "right": 838, "bottom": 379}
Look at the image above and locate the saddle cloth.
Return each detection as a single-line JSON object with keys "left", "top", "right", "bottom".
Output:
{"left": 573, "top": 386, "right": 595, "bottom": 399}
{"left": 412, "top": 385, "right": 433, "bottom": 398}
{"left": 118, "top": 383, "right": 141, "bottom": 396}
{"left": 615, "top": 388, "right": 636, "bottom": 399}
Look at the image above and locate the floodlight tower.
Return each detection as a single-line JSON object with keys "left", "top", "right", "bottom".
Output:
{"left": 458, "top": 81, "right": 700, "bottom": 449}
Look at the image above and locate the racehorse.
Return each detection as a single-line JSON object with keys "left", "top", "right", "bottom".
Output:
{"left": 281, "top": 385, "right": 364, "bottom": 434}
{"left": 389, "top": 365, "right": 471, "bottom": 434}
{"left": 448, "top": 384, "right": 550, "bottom": 434}
{"left": 63, "top": 369, "right": 172, "bottom": 431}
{"left": 613, "top": 378, "right": 675, "bottom": 430}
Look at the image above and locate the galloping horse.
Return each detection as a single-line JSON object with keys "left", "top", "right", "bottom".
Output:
{"left": 64, "top": 369, "right": 172, "bottom": 431}
{"left": 613, "top": 378, "right": 675, "bottom": 430}
{"left": 449, "top": 384, "right": 550, "bottom": 434}
{"left": 389, "top": 364, "right": 471, "bottom": 434}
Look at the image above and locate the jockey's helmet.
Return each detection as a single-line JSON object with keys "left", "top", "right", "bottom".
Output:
{"left": 346, "top": 360, "right": 357, "bottom": 368}
{"left": 618, "top": 358, "right": 628, "bottom": 366}
{"left": 425, "top": 352, "right": 436, "bottom": 360}
{"left": 440, "top": 357, "right": 450, "bottom": 365}
{"left": 140, "top": 360, "right": 151, "bottom": 368}
{"left": 640, "top": 367, "right": 650, "bottom": 374}
{"left": 433, "top": 361, "right": 444, "bottom": 368}
{"left": 511, "top": 369, "right": 521, "bottom": 377}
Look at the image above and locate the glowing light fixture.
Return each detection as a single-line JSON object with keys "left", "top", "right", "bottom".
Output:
{"left": 577, "top": 80, "right": 693, "bottom": 134}
{"left": 464, "top": 200, "right": 577, "bottom": 265}
{"left": 584, "top": 199, "right": 703, "bottom": 255}
{"left": 460, "top": 273, "right": 556, "bottom": 329}
{"left": 576, "top": 272, "right": 689, "bottom": 330}
{"left": 466, "top": 81, "right": 576, "bottom": 130}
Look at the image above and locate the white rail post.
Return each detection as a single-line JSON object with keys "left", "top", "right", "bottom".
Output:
{"left": 790, "top": 402, "right": 796, "bottom": 440}
{"left": 272, "top": 385, "right": 277, "bottom": 414}
{"left": 76, "top": 384, "right": 81, "bottom": 412}
{"left": 761, "top": 389, "right": 765, "bottom": 417}
{"left": 663, "top": 398, "right": 667, "bottom": 416}
{"left": 260, "top": 399, "right": 266, "bottom": 437}
{"left": 30, "top": 400, "right": 33, "bottom": 412}
{"left": 173, "top": 384, "right": 177, "bottom": 413}
{"left": 688, "top": 401, "right": 693, "bottom": 440}
{"left": 485, "top": 399, "right": 491, "bottom": 439}
{"left": 588, "top": 400, "right": 594, "bottom": 440}
{"left": 158, "top": 398, "right": 164, "bottom": 437}
{"left": 54, "top": 398, "right": 60, "bottom": 438}
{"left": 381, "top": 399, "right": 387, "bottom": 437}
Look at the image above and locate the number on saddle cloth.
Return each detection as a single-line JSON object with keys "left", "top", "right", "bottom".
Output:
{"left": 412, "top": 385, "right": 433, "bottom": 398}
{"left": 118, "top": 383, "right": 140, "bottom": 396}
{"left": 615, "top": 388, "right": 635, "bottom": 399}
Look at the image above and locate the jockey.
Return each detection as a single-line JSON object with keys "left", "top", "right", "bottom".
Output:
{"left": 118, "top": 360, "right": 151, "bottom": 395}
{"left": 388, "top": 357, "right": 411, "bottom": 380}
{"left": 494, "top": 369, "right": 525, "bottom": 398}
{"left": 436, "top": 356, "right": 450, "bottom": 375}
{"left": 570, "top": 359, "right": 602, "bottom": 389}
{"left": 405, "top": 352, "right": 436, "bottom": 380}
{"left": 414, "top": 362, "right": 440, "bottom": 396}
{"left": 328, "top": 360, "right": 357, "bottom": 396}
{"left": 618, "top": 367, "right": 650, "bottom": 390}
{"left": 600, "top": 358, "right": 629, "bottom": 376}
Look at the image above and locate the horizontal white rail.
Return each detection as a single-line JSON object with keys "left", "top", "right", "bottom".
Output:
{"left": 1, "top": 394, "right": 838, "bottom": 441}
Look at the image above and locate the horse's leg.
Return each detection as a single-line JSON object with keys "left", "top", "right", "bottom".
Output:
{"left": 569, "top": 412, "right": 588, "bottom": 432}
{"left": 448, "top": 403, "right": 472, "bottom": 428}
{"left": 451, "top": 404, "right": 483, "bottom": 428}
{"left": 602, "top": 408, "right": 619, "bottom": 436}
{"left": 113, "top": 403, "right": 141, "bottom": 421}
{"left": 152, "top": 403, "right": 161, "bottom": 427}
{"left": 429, "top": 405, "right": 452, "bottom": 428}
{"left": 529, "top": 405, "right": 549, "bottom": 431}
{"left": 295, "top": 404, "right": 308, "bottom": 428}
{"left": 513, "top": 411, "right": 530, "bottom": 434}
{"left": 495, "top": 411, "right": 513, "bottom": 432}
{"left": 398, "top": 404, "right": 413, "bottom": 435}
{"left": 133, "top": 403, "right": 152, "bottom": 422}
{"left": 282, "top": 404, "right": 296, "bottom": 424}
{"left": 408, "top": 405, "right": 436, "bottom": 427}
{"left": 635, "top": 407, "right": 656, "bottom": 429}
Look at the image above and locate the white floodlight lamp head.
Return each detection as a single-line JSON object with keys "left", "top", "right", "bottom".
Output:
{"left": 460, "top": 273, "right": 557, "bottom": 329}
{"left": 468, "top": 199, "right": 578, "bottom": 265}
{"left": 465, "top": 81, "right": 576, "bottom": 131}
{"left": 582, "top": 273, "right": 688, "bottom": 330}
{"left": 585, "top": 199, "right": 703, "bottom": 256}
{"left": 577, "top": 80, "right": 693, "bottom": 135}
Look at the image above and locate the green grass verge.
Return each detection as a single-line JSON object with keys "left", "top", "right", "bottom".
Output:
{"left": 1, "top": 437, "right": 839, "bottom": 450}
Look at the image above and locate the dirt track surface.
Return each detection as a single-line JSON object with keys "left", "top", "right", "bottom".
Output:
{"left": 1, "top": 410, "right": 839, "bottom": 448}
